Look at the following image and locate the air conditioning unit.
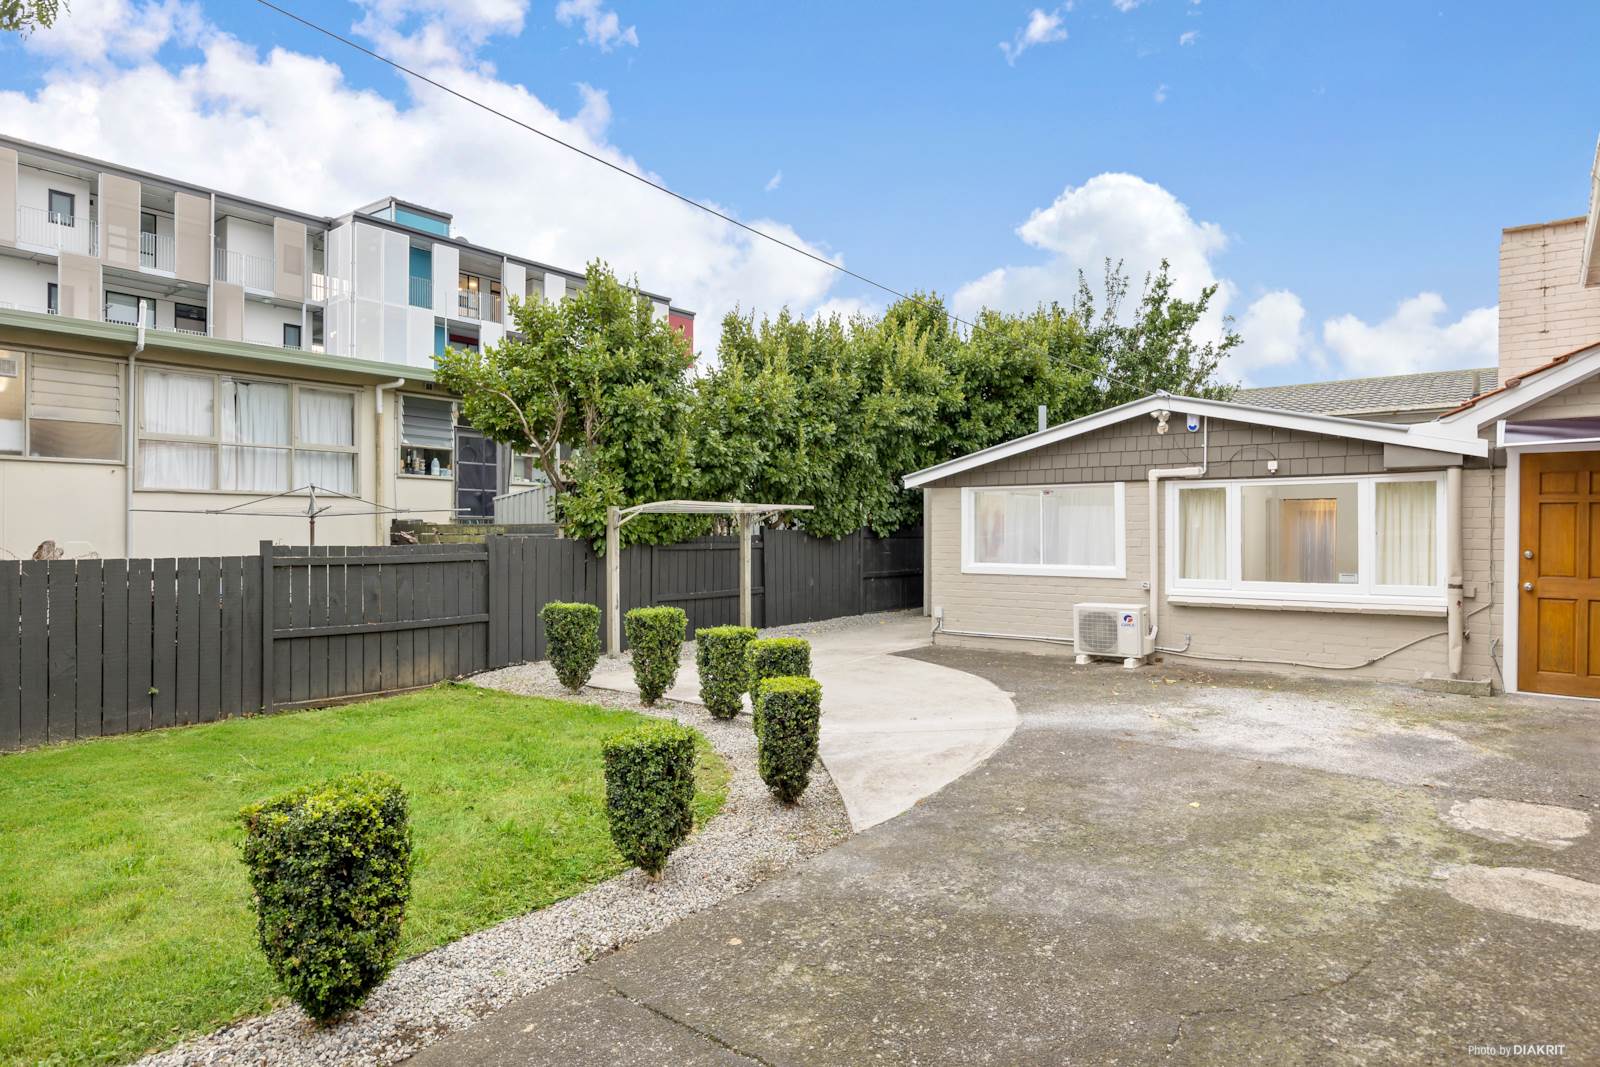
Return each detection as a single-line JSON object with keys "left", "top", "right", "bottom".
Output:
{"left": 1073, "top": 603, "right": 1150, "bottom": 668}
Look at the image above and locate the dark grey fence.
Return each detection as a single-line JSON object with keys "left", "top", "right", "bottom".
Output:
{"left": 0, "top": 527, "right": 919, "bottom": 750}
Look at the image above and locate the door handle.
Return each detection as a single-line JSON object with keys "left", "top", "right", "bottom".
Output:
{"left": 1523, "top": 582, "right": 1535, "bottom": 593}
{"left": 1524, "top": 549, "right": 1534, "bottom": 560}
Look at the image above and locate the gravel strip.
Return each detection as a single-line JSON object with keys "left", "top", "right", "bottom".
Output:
{"left": 137, "top": 664, "right": 851, "bottom": 1067}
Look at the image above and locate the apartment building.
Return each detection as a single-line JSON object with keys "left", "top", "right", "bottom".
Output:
{"left": 0, "top": 136, "right": 695, "bottom": 558}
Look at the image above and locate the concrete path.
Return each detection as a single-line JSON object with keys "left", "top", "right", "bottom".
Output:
{"left": 587, "top": 614, "right": 1018, "bottom": 830}
{"left": 410, "top": 647, "right": 1600, "bottom": 1066}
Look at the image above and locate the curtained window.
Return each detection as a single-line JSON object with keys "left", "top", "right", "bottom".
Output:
{"left": 23, "top": 352, "right": 123, "bottom": 460}
{"left": 966, "top": 484, "right": 1123, "bottom": 576}
{"left": 1177, "top": 487, "right": 1226, "bottom": 581}
{"left": 1375, "top": 480, "right": 1437, "bottom": 587}
{"left": 138, "top": 370, "right": 356, "bottom": 493}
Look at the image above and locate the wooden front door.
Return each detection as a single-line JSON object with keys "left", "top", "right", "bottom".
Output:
{"left": 1519, "top": 451, "right": 1600, "bottom": 697}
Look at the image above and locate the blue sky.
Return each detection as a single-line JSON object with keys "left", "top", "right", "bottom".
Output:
{"left": 3, "top": 1, "right": 1598, "bottom": 384}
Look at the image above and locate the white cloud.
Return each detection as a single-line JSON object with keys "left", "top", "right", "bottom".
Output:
{"left": 1153, "top": 83, "right": 1168, "bottom": 103}
{"left": 765, "top": 170, "right": 783, "bottom": 193}
{"left": 1178, "top": 30, "right": 1198, "bottom": 45}
{"left": 21, "top": 0, "right": 203, "bottom": 64}
{"left": 1233, "top": 290, "right": 1319, "bottom": 383}
{"left": 1000, "top": 7, "right": 1068, "bottom": 65}
{"left": 554, "top": 0, "right": 639, "bottom": 51}
{"left": 810, "top": 296, "right": 881, "bottom": 323}
{"left": 1112, "top": 0, "right": 1144, "bottom": 11}
{"left": 1322, "top": 294, "right": 1497, "bottom": 377}
{"left": 353, "top": 0, "right": 530, "bottom": 67}
{"left": 2, "top": 0, "right": 837, "bottom": 355}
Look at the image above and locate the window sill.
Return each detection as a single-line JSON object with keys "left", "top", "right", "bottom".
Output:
{"left": 132, "top": 485, "right": 363, "bottom": 497}
{"left": 398, "top": 472, "right": 453, "bottom": 480}
{"left": 0, "top": 453, "right": 125, "bottom": 466}
{"left": 1167, "top": 593, "right": 1448, "bottom": 617}
{"left": 961, "top": 563, "right": 1126, "bottom": 579}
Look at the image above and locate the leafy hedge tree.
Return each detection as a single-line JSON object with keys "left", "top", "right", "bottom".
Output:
{"left": 625, "top": 606, "right": 688, "bottom": 705}
{"left": 756, "top": 677, "right": 823, "bottom": 803}
{"left": 239, "top": 773, "right": 413, "bottom": 1022}
{"left": 747, "top": 638, "right": 810, "bottom": 737}
{"left": 695, "top": 625, "right": 756, "bottom": 720}
{"left": 602, "top": 721, "right": 697, "bottom": 876}
{"left": 541, "top": 601, "right": 601, "bottom": 691}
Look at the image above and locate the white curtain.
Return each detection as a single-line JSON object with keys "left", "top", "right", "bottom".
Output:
{"left": 975, "top": 490, "right": 1040, "bottom": 564}
{"left": 1376, "top": 480, "right": 1437, "bottom": 586}
{"left": 221, "top": 379, "right": 289, "bottom": 492}
{"left": 294, "top": 389, "right": 355, "bottom": 493}
{"left": 1043, "top": 486, "right": 1115, "bottom": 567}
{"left": 1179, "top": 487, "right": 1226, "bottom": 580}
{"left": 139, "top": 370, "right": 214, "bottom": 490}
{"left": 1283, "top": 499, "right": 1338, "bottom": 583}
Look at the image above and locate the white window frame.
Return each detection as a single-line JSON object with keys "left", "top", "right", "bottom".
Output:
{"left": 135, "top": 366, "right": 359, "bottom": 494}
{"left": 0, "top": 348, "right": 126, "bottom": 464}
{"left": 397, "top": 392, "right": 455, "bottom": 479}
{"left": 960, "top": 482, "right": 1126, "bottom": 579}
{"left": 1164, "top": 471, "right": 1449, "bottom": 612}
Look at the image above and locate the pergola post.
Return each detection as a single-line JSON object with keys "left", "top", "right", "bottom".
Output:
{"left": 605, "top": 505, "right": 621, "bottom": 657}
{"left": 738, "top": 512, "right": 753, "bottom": 628}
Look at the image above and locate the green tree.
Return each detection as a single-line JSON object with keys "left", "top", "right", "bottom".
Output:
{"left": 434, "top": 261, "right": 699, "bottom": 545}
{"left": 0, "top": 0, "right": 64, "bottom": 35}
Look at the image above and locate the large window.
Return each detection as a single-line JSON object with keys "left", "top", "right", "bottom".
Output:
{"left": 399, "top": 394, "right": 453, "bottom": 477}
{"left": 136, "top": 369, "right": 356, "bottom": 493}
{"left": 457, "top": 272, "right": 502, "bottom": 322}
{"left": 1168, "top": 473, "right": 1445, "bottom": 608}
{"left": 47, "top": 189, "right": 74, "bottom": 226}
{"left": 0, "top": 350, "right": 123, "bottom": 460}
{"left": 962, "top": 483, "right": 1125, "bottom": 577}
{"left": 105, "top": 290, "right": 154, "bottom": 327}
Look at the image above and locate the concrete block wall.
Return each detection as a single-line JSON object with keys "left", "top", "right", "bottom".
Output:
{"left": 1499, "top": 218, "right": 1600, "bottom": 381}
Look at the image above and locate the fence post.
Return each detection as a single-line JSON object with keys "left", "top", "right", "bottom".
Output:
{"left": 259, "top": 540, "right": 274, "bottom": 715}
{"left": 605, "top": 506, "right": 621, "bottom": 656}
{"left": 738, "top": 515, "right": 753, "bottom": 628}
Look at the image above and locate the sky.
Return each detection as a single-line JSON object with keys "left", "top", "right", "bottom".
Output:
{"left": 1, "top": 1, "right": 1598, "bottom": 386}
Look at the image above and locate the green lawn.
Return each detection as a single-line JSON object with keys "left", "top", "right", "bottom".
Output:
{"left": 0, "top": 685, "right": 729, "bottom": 1067}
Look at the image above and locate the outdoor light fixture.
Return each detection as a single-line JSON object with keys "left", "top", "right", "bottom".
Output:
{"left": 1152, "top": 409, "right": 1171, "bottom": 435}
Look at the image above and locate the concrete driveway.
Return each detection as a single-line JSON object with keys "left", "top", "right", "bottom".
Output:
{"left": 586, "top": 613, "right": 1018, "bottom": 830}
{"left": 413, "top": 646, "right": 1600, "bottom": 1066}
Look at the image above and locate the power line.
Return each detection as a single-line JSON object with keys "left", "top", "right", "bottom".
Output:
{"left": 250, "top": 0, "right": 1143, "bottom": 391}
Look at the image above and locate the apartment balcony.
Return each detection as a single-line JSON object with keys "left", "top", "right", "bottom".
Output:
{"left": 15, "top": 205, "right": 97, "bottom": 257}
{"left": 138, "top": 230, "right": 175, "bottom": 273}
{"left": 214, "top": 246, "right": 275, "bottom": 291}
{"left": 409, "top": 275, "right": 432, "bottom": 309}
{"left": 456, "top": 290, "right": 502, "bottom": 323}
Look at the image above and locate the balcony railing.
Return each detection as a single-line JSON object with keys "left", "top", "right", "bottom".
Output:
{"left": 214, "top": 246, "right": 275, "bottom": 291}
{"left": 457, "top": 291, "right": 503, "bottom": 323}
{"left": 138, "top": 230, "right": 175, "bottom": 273}
{"left": 16, "top": 205, "right": 97, "bottom": 256}
{"left": 309, "top": 272, "right": 329, "bottom": 302}
{"left": 409, "top": 275, "right": 432, "bottom": 309}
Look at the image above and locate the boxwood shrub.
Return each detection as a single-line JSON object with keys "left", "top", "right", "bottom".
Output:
{"left": 625, "top": 606, "right": 688, "bottom": 705}
{"left": 747, "top": 638, "right": 811, "bottom": 735}
{"left": 239, "top": 772, "right": 413, "bottom": 1022}
{"left": 602, "top": 720, "right": 697, "bottom": 876}
{"left": 541, "top": 601, "right": 602, "bottom": 691}
{"left": 695, "top": 625, "right": 756, "bottom": 720}
{"left": 756, "top": 676, "right": 822, "bottom": 804}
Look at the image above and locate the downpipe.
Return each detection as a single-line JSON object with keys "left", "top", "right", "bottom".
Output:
{"left": 124, "top": 323, "right": 146, "bottom": 557}
{"left": 1146, "top": 412, "right": 1208, "bottom": 650}
{"left": 373, "top": 378, "right": 406, "bottom": 544}
{"left": 1446, "top": 465, "right": 1464, "bottom": 679}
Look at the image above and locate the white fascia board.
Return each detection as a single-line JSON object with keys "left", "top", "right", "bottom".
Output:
{"left": 1437, "top": 344, "right": 1600, "bottom": 432}
{"left": 903, "top": 394, "right": 1484, "bottom": 489}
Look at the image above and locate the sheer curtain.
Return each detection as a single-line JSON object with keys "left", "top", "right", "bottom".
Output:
{"left": 1179, "top": 487, "right": 1226, "bottom": 580}
{"left": 221, "top": 380, "right": 289, "bottom": 492}
{"left": 1376, "top": 480, "right": 1437, "bottom": 586}
{"left": 1282, "top": 499, "right": 1338, "bottom": 583}
{"left": 139, "top": 370, "right": 215, "bottom": 490}
{"left": 1043, "top": 486, "right": 1115, "bottom": 567}
{"left": 294, "top": 389, "right": 355, "bottom": 493}
{"left": 975, "top": 490, "right": 1040, "bottom": 564}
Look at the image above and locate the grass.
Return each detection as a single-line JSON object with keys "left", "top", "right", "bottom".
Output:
{"left": 0, "top": 684, "right": 729, "bottom": 1067}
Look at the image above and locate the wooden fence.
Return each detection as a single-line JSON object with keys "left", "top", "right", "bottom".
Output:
{"left": 0, "top": 527, "right": 920, "bottom": 750}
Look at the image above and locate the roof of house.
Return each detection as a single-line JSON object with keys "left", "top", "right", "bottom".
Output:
{"left": 1237, "top": 367, "right": 1499, "bottom": 418}
{"left": 901, "top": 393, "right": 1488, "bottom": 489}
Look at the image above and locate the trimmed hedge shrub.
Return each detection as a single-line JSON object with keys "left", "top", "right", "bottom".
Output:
{"left": 240, "top": 772, "right": 413, "bottom": 1022}
{"left": 756, "top": 676, "right": 823, "bottom": 804}
{"left": 747, "top": 638, "right": 811, "bottom": 735}
{"left": 602, "top": 720, "right": 697, "bottom": 876}
{"left": 542, "top": 601, "right": 601, "bottom": 691}
{"left": 625, "top": 606, "right": 688, "bottom": 705}
{"left": 695, "top": 625, "right": 756, "bottom": 720}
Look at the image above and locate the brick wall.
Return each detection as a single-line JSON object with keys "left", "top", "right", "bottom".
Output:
{"left": 926, "top": 465, "right": 1499, "bottom": 687}
{"left": 1499, "top": 218, "right": 1600, "bottom": 381}
{"left": 923, "top": 416, "right": 1386, "bottom": 489}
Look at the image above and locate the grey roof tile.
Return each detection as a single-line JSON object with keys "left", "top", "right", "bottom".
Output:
{"left": 1236, "top": 367, "right": 1498, "bottom": 417}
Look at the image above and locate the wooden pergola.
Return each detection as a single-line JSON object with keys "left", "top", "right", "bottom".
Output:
{"left": 604, "top": 500, "right": 813, "bottom": 656}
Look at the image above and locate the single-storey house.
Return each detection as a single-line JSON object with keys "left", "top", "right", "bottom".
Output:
{"left": 905, "top": 138, "right": 1600, "bottom": 700}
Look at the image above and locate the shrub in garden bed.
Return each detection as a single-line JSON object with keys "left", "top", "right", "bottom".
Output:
{"left": 542, "top": 601, "right": 602, "bottom": 691}
{"left": 747, "top": 637, "right": 811, "bottom": 735}
{"left": 755, "top": 676, "right": 822, "bottom": 803}
{"left": 239, "top": 772, "right": 413, "bottom": 1022}
{"left": 626, "top": 606, "right": 688, "bottom": 705}
{"left": 696, "top": 625, "right": 756, "bottom": 720}
{"left": 602, "top": 720, "right": 697, "bottom": 876}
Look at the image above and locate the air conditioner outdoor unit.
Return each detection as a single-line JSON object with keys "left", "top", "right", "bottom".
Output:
{"left": 1073, "top": 603, "right": 1150, "bottom": 668}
